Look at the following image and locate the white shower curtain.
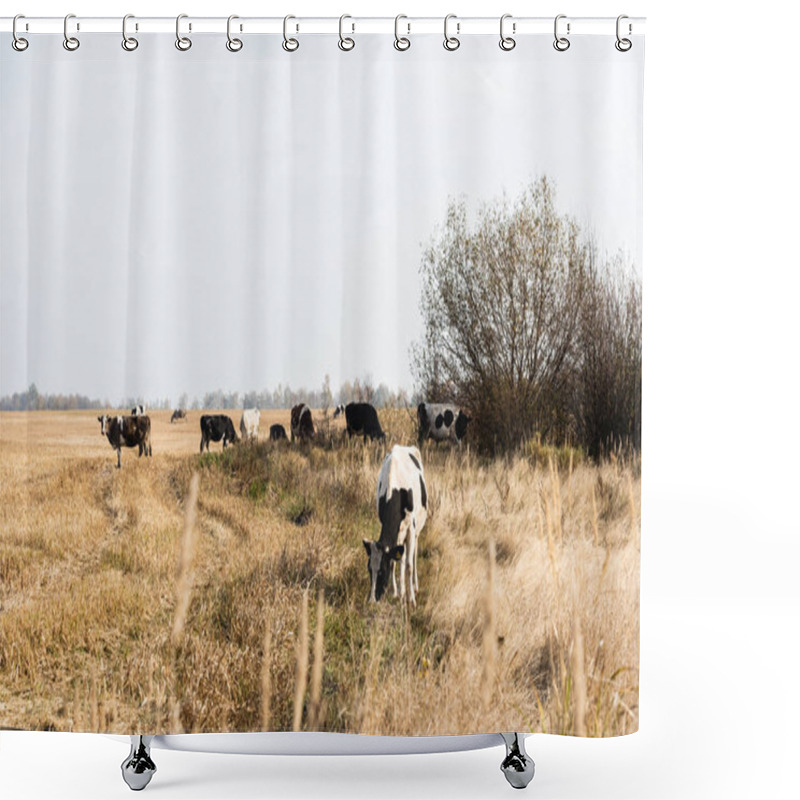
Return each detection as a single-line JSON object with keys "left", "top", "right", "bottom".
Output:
{"left": 1, "top": 27, "right": 643, "bottom": 737}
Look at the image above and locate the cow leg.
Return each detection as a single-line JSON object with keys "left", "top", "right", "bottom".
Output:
{"left": 415, "top": 546, "right": 420, "bottom": 592}
{"left": 117, "top": 448, "right": 121, "bottom": 469}
{"left": 499, "top": 733, "right": 535, "bottom": 789}
{"left": 406, "top": 545, "right": 417, "bottom": 606}
{"left": 121, "top": 735, "right": 157, "bottom": 791}
{"left": 398, "top": 556, "right": 407, "bottom": 602}
{"left": 200, "top": 436, "right": 205, "bottom": 454}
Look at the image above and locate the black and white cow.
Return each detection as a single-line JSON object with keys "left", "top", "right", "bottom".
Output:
{"left": 290, "top": 404, "right": 315, "bottom": 441}
{"left": 131, "top": 404, "right": 146, "bottom": 416}
{"left": 170, "top": 408, "right": 187, "bottom": 423}
{"left": 269, "top": 423, "right": 288, "bottom": 441}
{"left": 97, "top": 414, "right": 152, "bottom": 469}
{"left": 363, "top": 445, "right": 427, "bottom": 605}
{"left": 199, "top": 414, "right": 238, "bottom": 453}
{"left": 334, "top": 402, "right": 385, "bottom": 442}
{"left": 417, "top": 402, "right": 471, "bottom": 446}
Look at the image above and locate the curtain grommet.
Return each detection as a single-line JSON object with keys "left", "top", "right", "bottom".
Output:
{"left": 499, "top": 14, "right": 516, "bottom": 51}
{"left": 175, "top": 14, "right": 192, "bottom": 51}
{"left": 283, "top": 15, "right": 299, "bottom": 52}
{"left": 63, "top": 13, "right": 80, "bottom": 51}
{"left": 443, "top": 14, "right": 460, "bottom": 51}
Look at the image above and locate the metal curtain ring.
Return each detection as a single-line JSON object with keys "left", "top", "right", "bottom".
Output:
{"left": 226, "top": 15, "right": 243, "bottom": 51}
{"left": 394, "top": 14, "right": 410, "bottom": 51}
{"left": 283, "top": 15, "right": 299, "bottom": 51}
{"left": 122, "top": 14, "right": 138, "bottom": 51}
{"left": 176, "top": 14, "right": 192, "bottom": 51}
{"left": 554, "top": 14, "right": 570, "bottom": 51}
{"left": 443, "top": 14, "right": 460, "bottom": 51}
{"left": 12, "top": 14, "right": 29, "bottom": 51}
{"left": 499, "top": 14, "right": 515, "bottom": 51}
{"left": 63, "top": 13, "right": 80, "bottom": 51}
{"left": 338, "top": 14, "right": 355, "bottom": 51}
{"left": 615, "top": 14, "right": 632, "bottom": 51}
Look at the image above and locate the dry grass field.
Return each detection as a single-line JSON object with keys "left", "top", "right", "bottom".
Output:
{"left": 0, "top": 408, "right": 639, "bottom": 737}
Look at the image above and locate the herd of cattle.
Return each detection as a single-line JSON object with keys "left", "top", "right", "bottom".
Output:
{"left": 95, "top": 401, "right": 471, "bottom": 604}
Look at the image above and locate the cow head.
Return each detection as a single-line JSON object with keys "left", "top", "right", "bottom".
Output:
{"left": 333, "top": 404, "right": 345, "bottom": 419}
{"left": 97, "top": 415, "right": 109, "bottom": 436}
{"left": 362, "top": 539, "right": 404, "bottom": 602}
{"left": 455, "top": 410, "right": 471, "bottom": 440}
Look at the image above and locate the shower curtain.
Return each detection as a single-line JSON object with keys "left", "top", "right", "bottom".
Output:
{"left": 0, "top": 23, "right": 643, "bottom": 738}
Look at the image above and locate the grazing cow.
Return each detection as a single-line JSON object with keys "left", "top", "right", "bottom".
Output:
{"left": 170, "top": 409, "right": 187, "bottom": 423}
{"left": 335, "top": 402, "right": 385, "bottom": 442}
{"left": 269, "top": 423, "right": 288, "bottom": 441}
{"left": 131, "top": 404, "right": 146, "bottom": 416}
{"left": 199, "top": 414, "right": 238, "bottom": 453}
{"left": 363, "top": 445, "right": 427, "bottom": 605}
{"left": 240, "top": 408, "right": 260, "bottom": 442}
{"left": 417, "top": 402, "right": 471, "bottom": 446}
{"left": 97, "top": 414, "right": 152, "bottom": 469}
{"left": 290, "top": 404, "right": 315, "bottom": 441}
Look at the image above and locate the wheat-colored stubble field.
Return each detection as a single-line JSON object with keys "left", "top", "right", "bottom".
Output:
{"left": 0, "top": 408, "right": 639, "bottom": 737}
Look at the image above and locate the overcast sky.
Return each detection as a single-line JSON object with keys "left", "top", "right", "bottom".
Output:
{"left": 1, "top": 33, "right": 643, "bottom": 403}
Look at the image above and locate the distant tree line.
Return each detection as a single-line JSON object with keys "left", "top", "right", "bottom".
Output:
{"left": 0, "top": 384, "right": 107, "bottom": 411}
{"left": 412, "top": 177, "right": 642, "bottom": 458}
{"left": 0, "top": 377, "right": 411, "bottom": 413}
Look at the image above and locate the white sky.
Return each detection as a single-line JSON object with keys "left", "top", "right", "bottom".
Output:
{"left": 1, "top": 32, "right": 643, "bottom": 402}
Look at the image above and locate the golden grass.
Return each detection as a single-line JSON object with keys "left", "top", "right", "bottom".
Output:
{"left": 0, "top": 408, "right": 639, "bottom": 736}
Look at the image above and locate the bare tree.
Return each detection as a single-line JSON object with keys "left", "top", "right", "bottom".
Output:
{"left": 412, "top": 177, "right": 641, "bottom": 456}
{"left": 412, "top": 177, "right": 588, "bottom": 451}
{"left": 575, "top": 252, "right": 642, "bottom": 457}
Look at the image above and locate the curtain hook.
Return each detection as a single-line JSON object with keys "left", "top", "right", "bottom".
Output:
{"left": 122, "top": 14, "right": 139, "bottom": 51}
{"left": 615, "top": 15, "right": 632, "bottom": 51}
{"left": 554, "top": 15, "right": 570, "bottom": 51}
{"left": 443, "top": 14, "right": 460, "bottom": 51}
{"left": 63, "top": 13, "right": 80, "bottom": 51}
{"left": 12, "top": 14, "right": 29, "bottom": 51}
{"left": 499, "top": 14, "right": 516, "bottom": 51}
{"left": 338, "top": 14, "right": 355, "bottom": 51}
{"left": 176, "top": 14, "right": 192, "bottom": 50}
{"left": 226, "top": 15, "right": 243, "bottom": 51}
{"left": 394, "top": 14, "right": 410, "bottom": 51}
{"left": 283, "top": 15, "right": 299, "bottom": 52}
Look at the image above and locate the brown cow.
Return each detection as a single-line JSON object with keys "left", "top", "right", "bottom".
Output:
{"left": 290, "top": 404, "right": 315, "bottom": 441}
{"left": 97, "top": 414, "right": 152, "bottom": 469}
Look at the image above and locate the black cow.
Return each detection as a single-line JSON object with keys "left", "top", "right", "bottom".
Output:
{"left": 199, "top": 414, "right": 238, "bottom": 453}
{"left": 417, "top": 402, "right": 470, "bottom": 446}
{"left": 269, "top": 423, "right": 288, "bottom": 441}
{"left": 97, "top": 414, "right": 152, "bottom": 469}
{"left": 290, "top": 404, "right": 315, "bottom": 441}
{"left": 334, "top": 402, "right": 385, "bottom": 442}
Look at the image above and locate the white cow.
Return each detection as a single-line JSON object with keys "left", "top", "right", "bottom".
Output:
{"left": 240, "top": 408, "right": 260, "bottom": 442}
{"left": 363, "top": 445, "right": 428, "bottom": 605}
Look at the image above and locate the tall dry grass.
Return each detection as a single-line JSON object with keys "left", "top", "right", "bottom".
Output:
{"left": 0, "top": 409, "right": 639, "bottom": 736}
